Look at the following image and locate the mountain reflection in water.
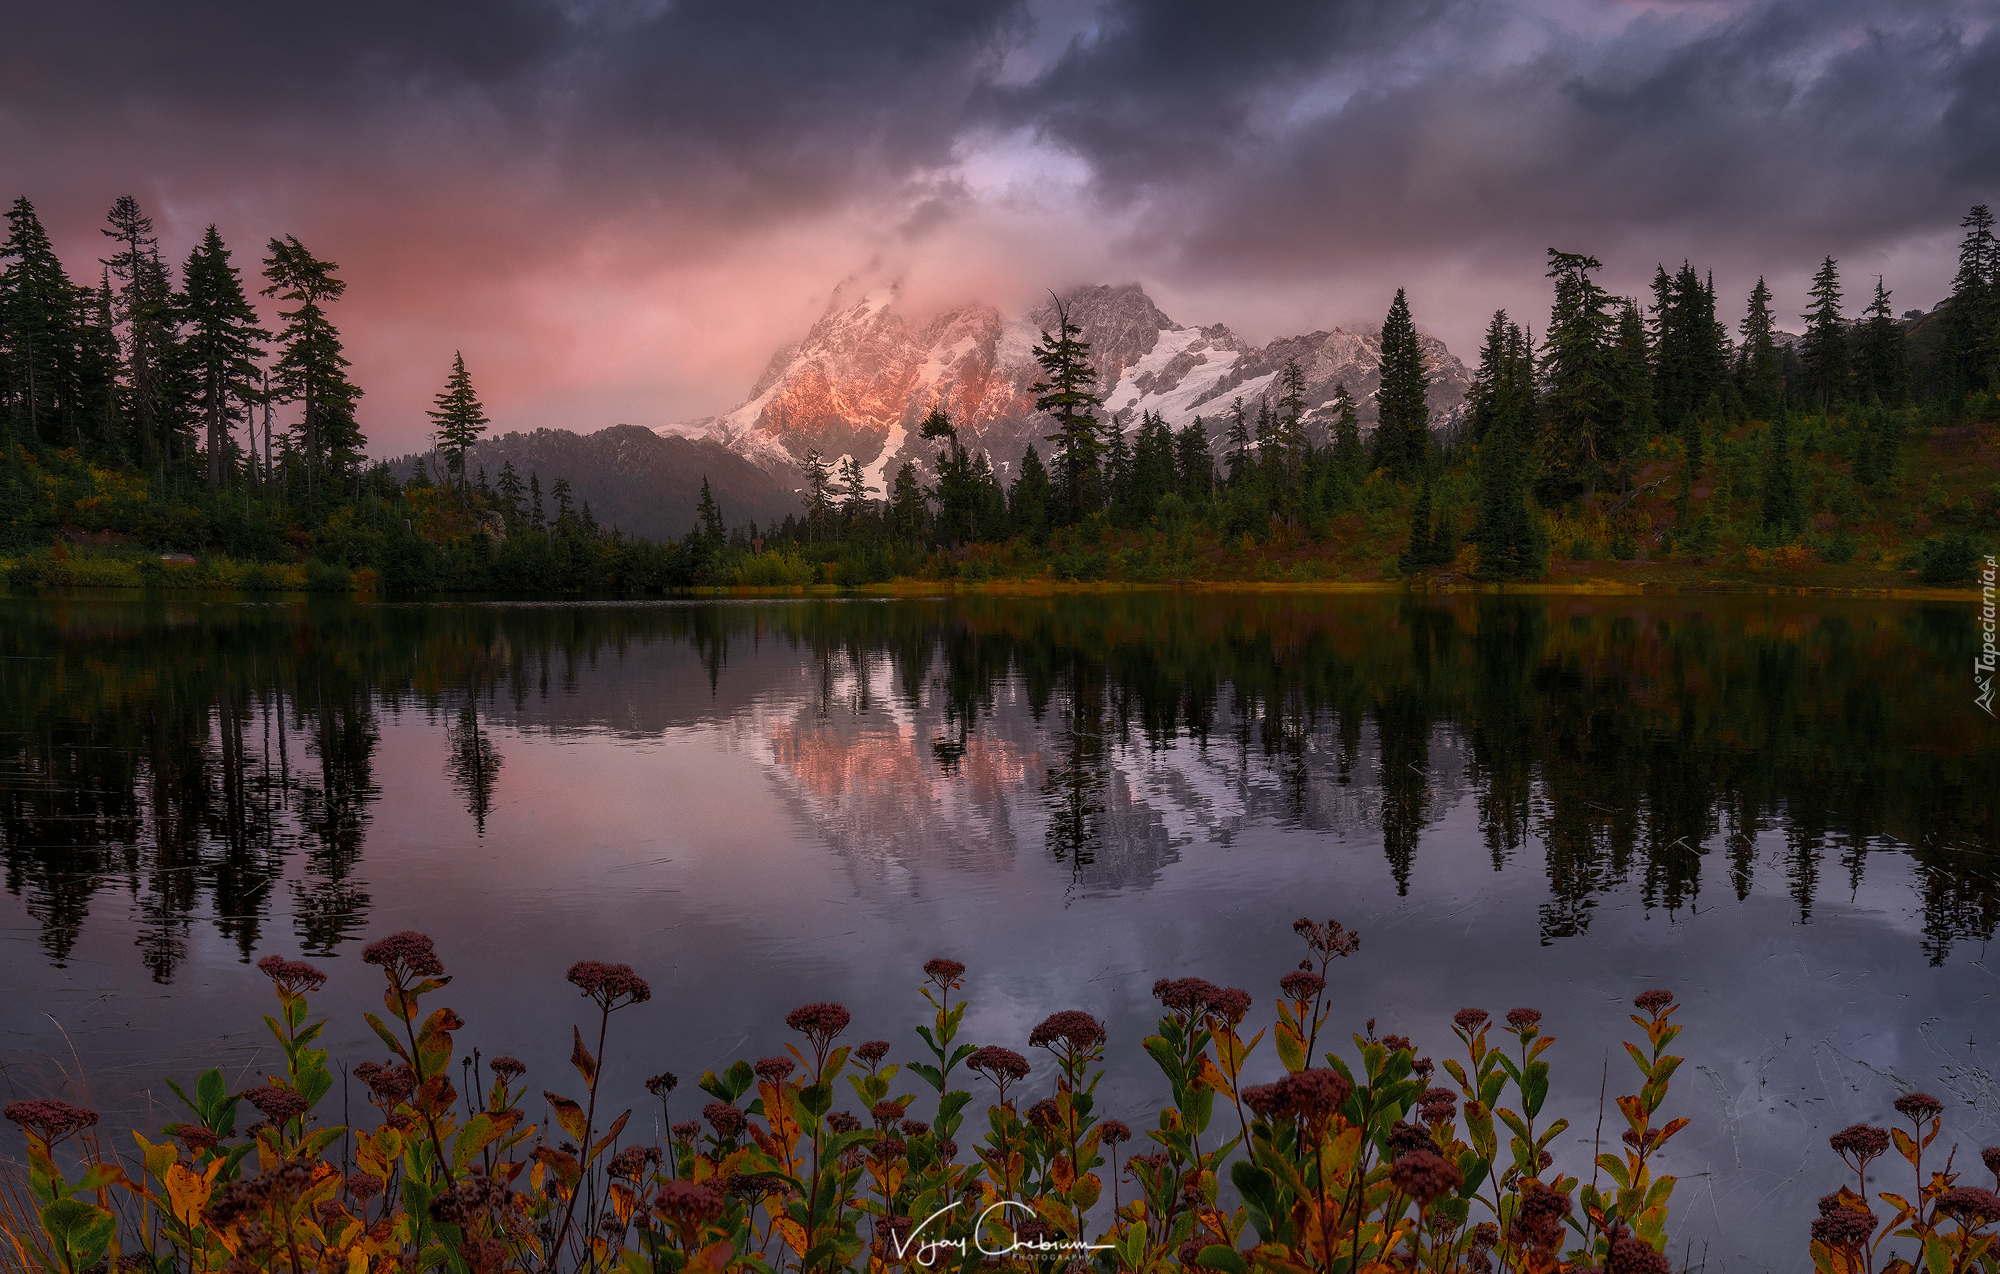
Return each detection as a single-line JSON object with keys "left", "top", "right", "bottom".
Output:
{"left": 3, "top": 592, "right": 1993, "bottom": 981}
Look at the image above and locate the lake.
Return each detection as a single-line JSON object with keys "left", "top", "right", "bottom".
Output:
{"left": 2, "top": 590, "right": 1996, "bottom": 1270}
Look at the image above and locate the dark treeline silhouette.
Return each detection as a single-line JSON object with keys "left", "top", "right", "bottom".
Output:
{"left": 3, "top": 594, "right": 1993, "bottom": 981}
{"left": 4, "top": 196, "right": 1997, "bottom": 590}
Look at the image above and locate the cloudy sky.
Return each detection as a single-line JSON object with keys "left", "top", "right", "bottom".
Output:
{"left": 7, "top": 0, "right": 1995, "bottom": 454}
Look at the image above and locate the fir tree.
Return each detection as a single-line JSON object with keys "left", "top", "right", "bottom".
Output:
{"left": 1009, "top": 443, "right": 1053, "bottom": 540}
{"left": 694, "top": 476, "right": 725, "bottom": 547}
{"left": 1854, "top": 276, "right": 1908, "bottom": 407}
{"left": 799, "top": 447, "right": 834, "bottom": 541}
{"left": 1649, "top": 261, "right": 1728, "bottom": 435}
{"left": 1330, "top": 384, "right": 1363, "bottom": 481}
{"left": 1608, "top": 300, "right": 1656, "bottom": 490}
{"left": 426, "top": 351, "right": 489, "bottom": 491}
{"left": 529, "top": 472, "right": 544, "bottom": 529}
{"left": 1470, "top": 314, "right": 1545, "bottom": 581}
{"left": 1030, "top": 296, "right": 1103, "bottom": 522}
{"left": 1277, "top": 359, "right": 1310, "bottom": 471}
{"left": 179, "top": 226, "right": 269, "bottom": 488}
{"left": 1760, "top": 413, "right": 1804, "bottom": 535}
{"left": 1174, "top": 420, "right": 1213, "bottom": 503}
{"left": 2, "top": 198, "right": 82, "bottom": 446}
{"left": 1399, "top": 477, "right": 1453, "bottom": 572}
{"left": 496, "top": 460, "right": 524, "bottom": 525}
{"left": 551, "top": 476, "right": 576, "bottom": 533}
{"left": 1538, "top": 250, "right": 1619, "bottom": 501}
{"left": 1799, "top": 256, "right": 1848, "bottom": 412}
{"left": 1372, "top": 289, "right": 1430, "bottom": 481}
{"left": 100, "top": 196, "right": 173, "bottom": 465}
{"left": 1224, "top": 398, "right": 1253, "bottom": 487}
{"left": 1946, "top": 204, "right": 1998, "bottom": 397}
{"left": 837, "top": 454, "right": 872, "bottom": 523}
{"left": 890, "top": 461, "right": 927, "bottom": 542}
{"left": 1737, "top": 277, "right": 1782, "bottom": 423}
{"left": 262, "top": 236, "right": 363, "bottom": 497}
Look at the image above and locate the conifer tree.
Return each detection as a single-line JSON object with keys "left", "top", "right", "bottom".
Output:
{"left": 552, "top": 476, "right": 575, "bottom": 533}
{"left": 1854, "top": 276, "right": 1908, "bottom": 407}
{"left": 1538, "top": 251, "right": 1619, "bottom": 501}
{"left": 179, "top": 226, "right": 270, "bottom": 488}
{"left": 1330, "top": 384, "right": 1363, "bottom": 481}
{"left": 1224, "top": 398, "right": 1253, "bottom": 487}
{"left": 101, "top": 196, "right": 174, "bottom": 464}
{"left": 529, "top": 472, "right": 544, "bottom": 529}
{"left": 262, "top": 236, "right": 363, "bottom": 497}
{"left": 1372, "top": 289, "right": 1430, "bottom": 480}
{"left": 1947, "top": 204, "right": 1998, "bottom": 397}
{"left": 1009, "top": 444, "right": 1052, "bottom": 539}
{"left": 1470, "top": 314, "right": 1545, "bottom": 581}
{"left": 799, "top": 447, "right": 834, "bottom": 541}
{"left": 1174, "top": 420, "right": 1213, "bottom": 503}
{"left": 2, "top": 198, "right": 83, "bottom": 447}
{"left": 79, "top": 273, "right": 124, "bottom": 456}
{"left": 1277, "top": 359, "right": 1310, "bottom": 471}
{"left": 426, "top": 351, "right": 489, "bottom": 492}
{"left": 1030, "top": 296, "right": 1102, "bottom": 522}
{"left": 496, "top": 460, "right": 524, "bottom": 525}
{"left": 890, "top": 461, "right": 927, "bottom": 542}
{"left": 1608, "top": 301, "right": 1656, "bottom": 490}
{"left": 1760, "top": 412, "right": 1804, "bottom": 535}
{"left": 1737, "top": 277, "right": 1782, "bottom": 423}
{"left": 694, "top": 476, "right": 725, "bottom": 547}
{"left": 1649, "top": 262, "right": 1728, "bottom": 436}
{"left": 837, "top": 454, "right": 872, "bottom": 524}
{"left": 1799, "top": 256, "right": 1848, "bottom": 412}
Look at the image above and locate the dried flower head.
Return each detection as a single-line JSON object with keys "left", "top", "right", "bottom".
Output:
{"left": 175, "top": 1125, "right": 220, "bottom": 1154}
{"left": 900, "top": 1119, "right": 930, "bottom": 1138}
{"left": 1810, "top": 1209, "right": 1877, "bottom": 1248}
{"left": 856, "top": 1040, "right": 892, "bottom": 1066}
{"left": 345, "top": 1171, "right": 385, "bottom": 1202}
{"left": 608, "top": 1146, "right": 661, "bottom": 1181}
{"left": 785, "top": 1002, "right": 851, "bottom": 1051}
{"left": 490, "top": 1057, "right": 528, "bottom": 1084}
{"left": 1633, "top": 989, "right": 1674, "bottom": 1015}
{"left": 354, "top": 1061, "right": 418, "bottom": 1107}
{"left": 1505, "top": 1007, "right": 1543, "bottom": 1030}
{"left": 242, "top": 1088, "right": 310, "bottom": 1126}
{"left": 1413, "top": 1056, "right": 1435, "bottom": 1084}
{"left": 1245, "top": 1068, "right": 1352, "bottom": 1129}
{"left": 428, "top": 1176, "right": 507, "bottom": 1226}
{"left": 1381, "top": 1034, "right": 1413, "bottom": 1054}
{"left": 1025, "top": 1098, "right": 1061, "bottom": 1132}
{"left": 1029, "top": 1010, "right": 1107, "bottom": 1059}
{"left": 1830, "top": 1123, "right": 1891, "bottom": 1168}
{"left": 1206, "top": 986, "right": 1253, "bottom": 1026}
{"left": 1510, "top": 1181, "right": 1572, "bottom": 1251}
{"left": 4, "top": 1099, "right": 100, "bottom": 1146}
{"left": 923, "top": 958, "right": 966, "bottom": 990}
{"left": 1606, "top": 1235, "right": 1672, "bottom": 1274}
{"left": 361, "top": 931, "right": 446, "bottom": 981}
{"left": 670, "top": 1121, "right": 701, "bottom": 1142}
{"left": 871, "top": 1098, "right": 910, "bottom": 1128}
{"left": 1985, "top": 1146, "right": 2000, "bottom": 1184}
{"left": 966, "top": 1045, "right": 1031, "bottom": 1101}
{"left": 1894, "top": 1092, "right": 1945, "bottom": 1123}
{"left": 702, "top": 1102, "right": 745, "bottom": 1139}
{"left": 1152, "top": 977, "right": 1219, "bottom": 1015}
{"left": 1938, "top": 1187, "right": 2000, "bottom": 1223}
{"left": 1099, "top": 1119, "right": 1132, "bottom": 1145}
{"left": 654, "top": 1180, "right": 725, "bottom": 1224}
{"left": 256, "top": 956, "right": 328, "bottom": 995}
{"left": 1279, "top": 970, "right": 1325, "bottom": 1002}
{"left": 1419, "top": 1087, "right": 1457, "bottom": 1125}
{"left": 1453, "top": 1008, "right": 1490, "bottom": 1032}
{"left": 1391, "top": 1149, "right": 1463, "bottom": 1206}
{"left": 1387, "top": 1120, "right": 1433, "bottom": 1157}
{"left": 566, "top": 961, "right": 651, "bottom": 1011}
{"left": 869, "top": 1137, "right": 907, "bottom": 1163}
{"left": 826, "top": 1111, "right": 863, "bottom": 1134}
{"left": 1292, "top": 917, "right": 1361, "bottom": 959}
{"left": 754, "top": 1056, "right": 797, "bottom": 1085}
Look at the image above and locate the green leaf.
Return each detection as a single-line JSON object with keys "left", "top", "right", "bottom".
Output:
{"left": 196, "top": 1069, "right": 227, "bottom": 1114}
{"left": 1143, "top": 1036, "right": 1185, "bottom": 1089}
{"left": 1524, "top": 1060, "right": 1550, "bottom": 1119}
{"left": 454, "top": 1114, "right": 506, "bottom": 1173}
{"left": 303, "top": 1126, "right": 348, "bottom": 1158}
{"left": 364, "top": 1012, "right": 412, "bottom": 1063}
{"left": 907, "top": 1062, "right": 944, "bottom": 1092}
{"left": 1197, "top": 1245, "right": 1248, "bottom": 1274}
{"left": 41, "top": 1198, "right": 117, "bottom": 1267}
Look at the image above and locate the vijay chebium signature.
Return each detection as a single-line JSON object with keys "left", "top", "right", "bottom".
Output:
{"left": 889, "top": 1199, "right": 1114, "bottom": 1266}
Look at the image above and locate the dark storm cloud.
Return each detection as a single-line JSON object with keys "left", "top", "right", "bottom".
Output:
{"left": 1004, "top": 0, "right": 1998, "bottom": 295}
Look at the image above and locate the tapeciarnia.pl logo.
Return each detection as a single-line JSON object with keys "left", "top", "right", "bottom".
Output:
{"left": 1979, "top": 554, "right": 1997, "bottom": 717}
{"left": 890, "top": 1200, "right": 1115, "bottom": 1266}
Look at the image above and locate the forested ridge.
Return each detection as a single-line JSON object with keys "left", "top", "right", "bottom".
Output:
{"left": 2, "top": 195, "right": 1996, "bottom": 594}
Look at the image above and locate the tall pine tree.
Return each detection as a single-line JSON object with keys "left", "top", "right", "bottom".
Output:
{"left": 1854, "top": 277, "right": 1908, "bottom": 407}
{"left": 1371, "top": 289, "right": 1429, "bottom": 480}
{"left": 1030, "top": 296, "right": 1103, "bottom": 523}
{"left": 426, "top": 351, "right": 489, "bottom": 491}
{"left": 1469, "top": 312, "right": 1544, "bottom": 580}
{"left": 101, "top": 196, "right": 175, "bottom": 465}
{"left": 262, "top": 236, "right": 363, "bottom": 497}
{"left": 2, "top": 198, "right": 83, "bottom": 447}
{"left": 1538, "top": 251, "right": 1619, "bottom": 502}
{"left": 1737, "top": 277, "right": 1782, "bottom": 424}
{"left": 1946, "top": 205, "right": 1998, "bottom": 399}
{"left": 1799, "top": 256, "right": 1848, "bottom": 412}
{"left": 179, "top": 226, "right": 269, "bottom": 488}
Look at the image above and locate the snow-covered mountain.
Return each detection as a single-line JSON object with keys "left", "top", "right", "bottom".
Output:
{"left": 664, "top": 283, "right": 1472, "bottom": 489}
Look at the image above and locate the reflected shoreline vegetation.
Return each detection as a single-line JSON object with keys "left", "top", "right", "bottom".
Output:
{"left": 4, "top": 591, "right": 1993, "bottom": 984}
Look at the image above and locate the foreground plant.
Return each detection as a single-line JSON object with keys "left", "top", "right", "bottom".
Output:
{"left": 7, "top": 918, "right": 1987, "bottom": 1274}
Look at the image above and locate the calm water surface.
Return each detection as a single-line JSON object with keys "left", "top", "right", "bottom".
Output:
{"left": 2, "top": 592, "right": 1996, "bottom": 1270}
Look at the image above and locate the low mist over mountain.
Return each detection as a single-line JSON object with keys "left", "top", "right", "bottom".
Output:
{"left": 669, "top": 283, "right": 1472, "bottom": 494}
{"left": 386, "top": 426, "right": 799, "bottom": 539}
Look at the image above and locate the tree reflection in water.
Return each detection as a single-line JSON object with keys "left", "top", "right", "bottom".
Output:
{"left": 1, "top": 592, "right": 1993, "bottom": 979}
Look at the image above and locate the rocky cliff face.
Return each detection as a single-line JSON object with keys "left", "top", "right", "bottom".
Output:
{"left": 669, "top": 283, "right": 1471, "bottom": 488}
